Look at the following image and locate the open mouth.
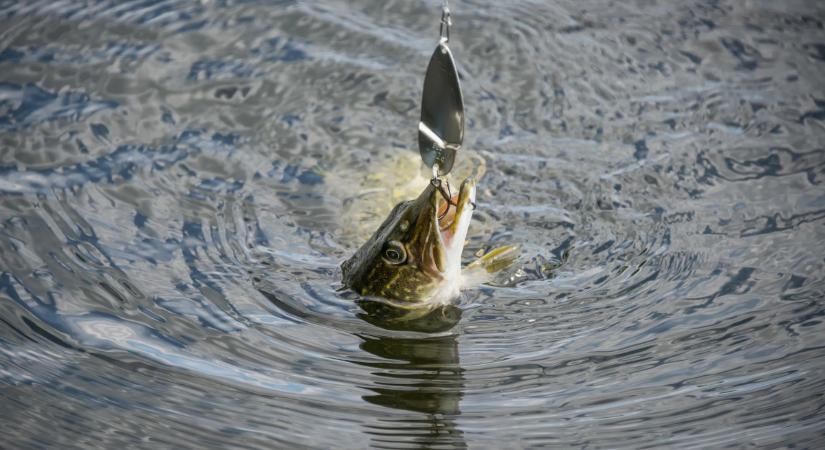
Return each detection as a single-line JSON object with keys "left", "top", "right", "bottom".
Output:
{"left": 408, "top": 177, "right": 477, "bottom": 279}
{"left": 434, "top": 177, "right": 476, "bottom": 261}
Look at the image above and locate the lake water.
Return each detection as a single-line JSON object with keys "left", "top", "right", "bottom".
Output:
{"left": 1, "top": 0, "right": 824, "bottom": 448}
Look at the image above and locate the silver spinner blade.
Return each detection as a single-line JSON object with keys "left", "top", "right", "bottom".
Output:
{"left": 419, "top": 42, "right": 464, "bottom": 176}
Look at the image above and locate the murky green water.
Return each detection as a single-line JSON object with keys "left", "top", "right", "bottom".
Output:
{"left": 1, "top": 1, "right": 824, "bottom": 448}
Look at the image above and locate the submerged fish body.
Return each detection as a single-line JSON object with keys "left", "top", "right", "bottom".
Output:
{"left": 341, "top": 177, "right": 477, "bottom": 306}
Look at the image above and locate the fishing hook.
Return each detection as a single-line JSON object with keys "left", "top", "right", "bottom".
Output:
{"left": 431, "top": 164, "right": 457, "bottom": 221}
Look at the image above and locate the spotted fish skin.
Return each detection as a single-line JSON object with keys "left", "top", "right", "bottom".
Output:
{"left": 342, "top": 181, "right": 447, "bottom": 303}
{"left": 343, "top": 175, "right": 482, "bottom": 302}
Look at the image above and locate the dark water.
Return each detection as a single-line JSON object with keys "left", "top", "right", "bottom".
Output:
{"left": 2, "top": 0, "right": 825, "bottom": 448}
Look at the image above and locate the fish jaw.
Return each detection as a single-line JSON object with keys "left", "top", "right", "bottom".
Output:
{"left": 429, "top": 177, "right": 476, "bottom": 303}
{"left": 341, "top": 177, "right": 476, "bottom": 305}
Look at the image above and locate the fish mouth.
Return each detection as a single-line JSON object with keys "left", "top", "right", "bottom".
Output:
{"left": 430, "top": 177, "right": 476, "bottom": 275}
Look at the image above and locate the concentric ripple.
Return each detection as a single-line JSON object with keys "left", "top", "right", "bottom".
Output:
{"left": 1, "top": 0, "right": 824, "bottom": 448}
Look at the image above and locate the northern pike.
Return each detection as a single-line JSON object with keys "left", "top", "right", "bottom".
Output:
{"left": 342, "top": 175, "right": 517, "bottom": 309}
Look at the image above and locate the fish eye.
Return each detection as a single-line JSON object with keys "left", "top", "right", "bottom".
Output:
{"left": 383, "top": 241, "right": 407, "bottom": 265}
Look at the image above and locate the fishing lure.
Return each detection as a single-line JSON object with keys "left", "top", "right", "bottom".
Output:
{"left": 419, "top": 0, "right": 464, "bottom": 179}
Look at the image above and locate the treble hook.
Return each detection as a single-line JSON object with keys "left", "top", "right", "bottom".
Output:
{"left": 431, "top": 164, "right": 457, "bottom": 221}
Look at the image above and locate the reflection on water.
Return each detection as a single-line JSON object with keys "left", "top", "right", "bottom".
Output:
{"left": 356, "top": 300, "right": 463, "bottom": 333}
{"left": 359, "top": 304, "right": 464, "bottom": 447}
{"left": 360, "top": 330, "right": 464, "bottom": 449}
{"left": 2, "top": 0, "right": 825, "bottom": 448}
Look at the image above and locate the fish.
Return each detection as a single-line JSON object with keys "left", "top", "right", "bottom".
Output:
{"left": 341, "top": 175, "right": 517, "bottom": 310}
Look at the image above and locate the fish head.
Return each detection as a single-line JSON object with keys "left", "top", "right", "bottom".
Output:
{"left": 342, "top": 176, "right": 476, "bottom": 303}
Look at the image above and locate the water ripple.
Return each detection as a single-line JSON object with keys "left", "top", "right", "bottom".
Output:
{"left": 1, "top": 0, "right": 825, "bottom": 448}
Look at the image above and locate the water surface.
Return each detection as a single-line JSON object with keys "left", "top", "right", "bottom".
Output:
{"left": 1, "top": 0, "right": 825, "bottom": 448}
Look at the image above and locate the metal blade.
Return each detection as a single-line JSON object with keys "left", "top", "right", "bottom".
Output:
{"left": 419, "top": 42, "right": 464, "bottom": 176}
